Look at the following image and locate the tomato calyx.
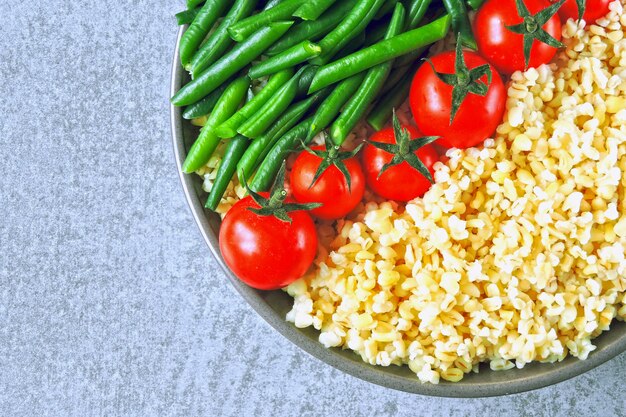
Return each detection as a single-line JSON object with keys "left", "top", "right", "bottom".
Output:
{"left": 424, "top": 39, "right": 493, "bottom": 124}
{"left": 574, "top": 0, "right": 586, "bottom": 21}
{"left": 368, "top": 112, "right": 438, "bottom": 183}
{"left": 505, "top": 0, "right": 565, "bottom": 69}
{"left": 300, "top": 134, "right": 364, "bottom": 192}
{"left": 242, "top": 162, "right": 321, "bottom": 223}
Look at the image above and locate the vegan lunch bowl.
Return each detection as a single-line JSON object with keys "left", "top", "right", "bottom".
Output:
{"left": 170, "top": 0, "right": 626, "bottom": 396}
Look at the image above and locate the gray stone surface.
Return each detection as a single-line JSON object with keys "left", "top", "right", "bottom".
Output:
{"left": 1, "top": 1, "right": 625, "bottom": 416}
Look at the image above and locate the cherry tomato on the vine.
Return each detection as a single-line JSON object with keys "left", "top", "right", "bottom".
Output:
{"left": 410, "top": 49, "right": 506, "bottom": 149}
{"left": 362, "top": 124, "right": 439, "bottom": 202}
{"left": 474, "top": 0, "right": 563, "bottom": 74}
{"left": 291, "top": 145, "right": 365, "bottom": 220}
{"left": 219, "top": 192, "right": 318, "bottom": 290}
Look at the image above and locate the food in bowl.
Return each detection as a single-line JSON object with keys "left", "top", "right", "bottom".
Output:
{"left": 172, "top": 0, "right": 626, "bottom": 383}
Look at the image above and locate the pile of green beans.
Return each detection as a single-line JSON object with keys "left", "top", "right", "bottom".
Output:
{"left": 172, "top": 0, "right": 467, "bottom": 207}
{"left": 188, "top": 0, "right": 258, "bottom": 75}
{"left": 216, "top": 69, "right": 294, "bottom": 137}
{"left": 228, "top": 0, "right": 305, "bottom": 42}
{"left": 179, "top": 0, "right": 230, "bottom": 67}
{"left": 265, "top": 1, "right": 357, "bottom": 55}
{"left": 310, "top": 0, "right": 386, "bottom": 65}
{"left": 308, "top": 15, "right": 451, "bottom": 93}
{"left": 330, "top": 3, "right": 405, "bottom": 145}
{"left": 182, "top": 76, "right": 250, "bottom": 173}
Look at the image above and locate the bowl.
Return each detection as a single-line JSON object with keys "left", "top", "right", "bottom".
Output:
{"left": 170, "top": 27, "right": 626, "bottom": 397}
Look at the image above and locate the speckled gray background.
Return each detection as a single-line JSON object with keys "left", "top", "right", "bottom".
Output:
{"left": 1, "top": 1, "right": 625, "bottom": 416}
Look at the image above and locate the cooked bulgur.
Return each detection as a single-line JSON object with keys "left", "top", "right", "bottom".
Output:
{"left": 284, "top": 1, "right": 626, "bottom": 383}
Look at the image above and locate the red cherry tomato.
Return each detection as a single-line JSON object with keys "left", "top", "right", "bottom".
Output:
{"left": 362, "top": 125, "right": 439, "bottom": 202}
{"left": 290, "top": 146, "right": 365, "bottom": 220}
{"left": 474, "top": 0, "right": 563, "bottom": 74}
{"left": 557, "top": 0, "right": 611, "bottom": 24}
{"left": 410, "top": 50, "right": 505, "bottom": 149}
{"left": 219, "top": 193, "right": 318, "bottom": 290}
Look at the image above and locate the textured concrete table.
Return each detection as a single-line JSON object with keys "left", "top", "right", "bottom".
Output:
{"left": 1, "top": 1, "right": 625, "bottom": 416}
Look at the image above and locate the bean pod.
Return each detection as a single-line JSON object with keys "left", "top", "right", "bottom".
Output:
{"left": 189, "top": 0, "right": 258, "bottom": 75}
{"left": 182, "top": 76, "right": 250, "bottom": 173}
{"left": 265, "top": 0, "right": 357, "bottom": 56}
{"left": 205, "top": 135, "right": 250, "bottom": 210}
{"left": 293, "top": 0, "right": 337, "bottom": 20}
{"left": 179, "top": 0, "right": 230, "bottom": 67}
{"left": 237, "top": 67, "right": 306, "bottom": 138}
{"left": 172, "top": 21, "right": 293, "bottom": 106}
{"left": 249, "top": 118, "right": 313, "bottom": 192}
{"left": 309, "top": 14, "right": 451, "bottom": 93}
{"left": 442, "top": 0, "right": 477, "bottom": 50}
{"left": 216, "top": 69, "right": 294, "bottom": 138}
{"left": 228, "top": 0, "right": 304, "bottom": 42}
{"left": 187, "top": 0, "right": 205, "bottom": 8}
{"left": 181, "top": 82, "right": 229, "bottom": 120}
{"left": 237, "top": 92, "right": 323, "bottom": 184}
{"left": 248, "top": 41, "right": 321, "bottom": 80}
{"left": 311, "top": 0, "right": 387, "bottom": 65}
{"left": 175, "top": 7, "right": 201, "bottom": 26}
{"left": 405, "top": 0, "right": 432, "bottom": 30}
{"left": 331, "top": 3, "right": 406, "bottom": 145}
{"left": 307, "top": 72, "right": 366, "bottom": 140}
{"left": 366, "top": 68, "right": 415, "bottom": 131}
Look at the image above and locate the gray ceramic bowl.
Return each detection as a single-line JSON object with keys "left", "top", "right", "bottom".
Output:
{"left": 170, "top": 27, "right": 626, "bottom": 397}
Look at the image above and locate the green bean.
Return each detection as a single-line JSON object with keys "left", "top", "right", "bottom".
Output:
{"left": 182, "top": 77, "right": 250, "bottom": 173}
{"left": 309, "top": 14, "right": 451, "bottom": 93}
{"left": 311, "top": 0, "right": 387, "bottom": 65}
{"left": 390, "top": 0, "right": 433, "bottom": 68}
{"left": 179, "top": 0, "right": 230, "bottom": 67}
{"left": 187, "top": 0, "right": 204, "bottom": 9}
{"left": 381, "top": 64, "right": 412, "bottom": 95}
{"left": 172, "top": 21, "right": 293, "bottom": 107}
{"left": 442, "top": 0, "right": 477, "bottom": 49}
{"left": 467, "top": 0, "right": 485, "bottom": 10}
{"left": 406, "top": 0, "right": 432, "bottom": 30}
{"left": 265, "top": 0, "right": 358, "bottom": 56}
{"left": 331, "top": 3, "right": 405, "bottom": 145}
{"left": 307, "top": 72, "right": 366, "bottom": 140}
{"left": 293, "top": 0, "right": 337, "bottom": 20}
{"left": 205, "top": 135, "right": 250, "bottom": 210}
{"left": 175, "top": 7, "right": 201, "bottom": 26}
{"left": 188, "top": 0, "right": 258, "bottom": 75}
{"left": 237, "top": 134, "right": 278, "bottom": 185}
{"left": 236, "top": 92, "right": 323, "bottom": 184}
{"left": 237, "top": 67, "right": 305, "bottom": 138}
{"left": 366, "top": 70, "right": 414, "bottom": 131}
{"left": 182, "top": 82, "right": 229, "bottom": 120}
{"left": 374, "top": 0, "right": 398, "bottom": 20}
{"left": 216, "top": 69, "right": 294, "bottom": 138}
{"left": 228, "top": 0, "right": 304, "bottom": 42}
{"left": 248, "top": 41, "right": 321, "bottom": 80}
{"left": 296, "top": 65, "right": 320, "bottom": 98}
{"left": 250, "top": 118, "right": 313, "bottom": 192}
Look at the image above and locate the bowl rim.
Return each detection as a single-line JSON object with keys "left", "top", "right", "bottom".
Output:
{"left": 170, "top": 27, "right": 626, "bottom": 397}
